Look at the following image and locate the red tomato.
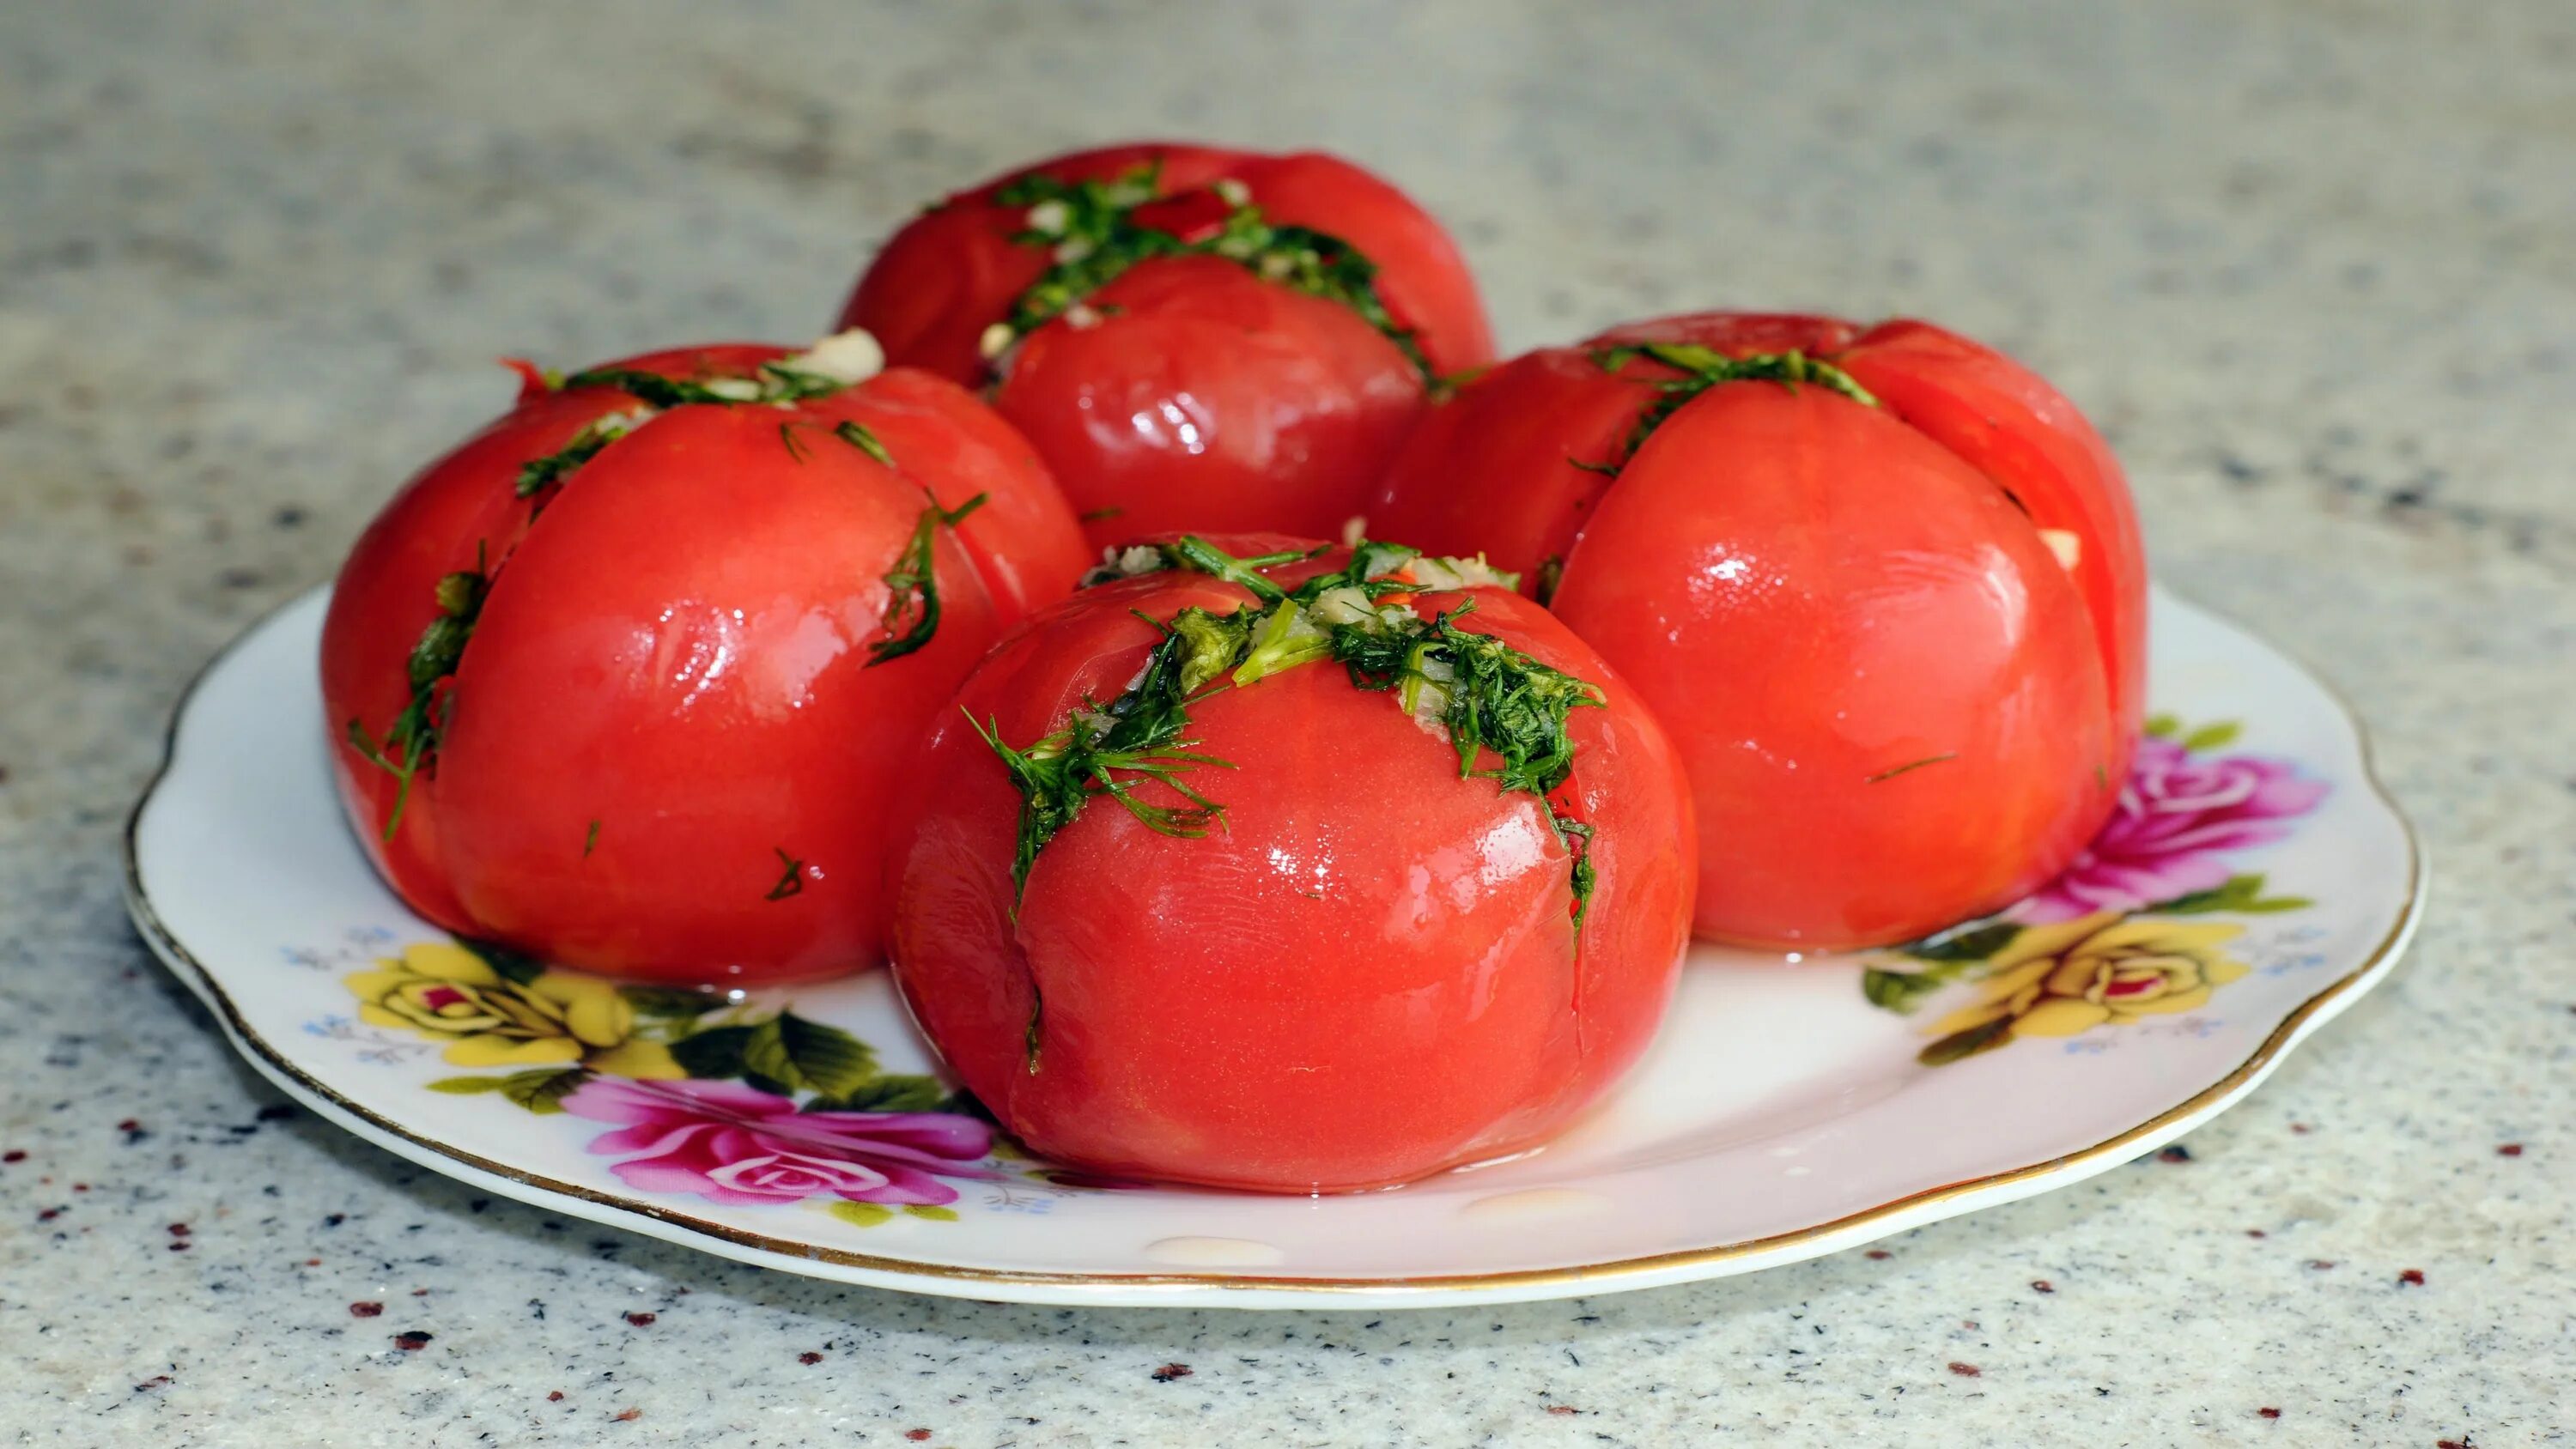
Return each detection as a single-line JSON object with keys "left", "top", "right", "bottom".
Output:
{"left": 837, "top": 143, "right": 1495, "bottom": 549}
{"left": 1369, "top": 312, "right": 2144, "bottom": 950}
{"left": 321, "top": 337, "right": 1090, "bottom": 985}
{"left": 884, "top": 537, "right": 1695, "bottom": 1192}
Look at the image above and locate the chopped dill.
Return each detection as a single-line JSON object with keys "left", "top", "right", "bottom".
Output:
{"left": 558, "top": 360, "right": 848, "bottom": 409}
{"left": 979, "top": 535, "right": 1600, "bottom": 965}
{"left": 515, "top": 415, "right": 638, "bottom": 498}
{"left": 1583, "top": 342, "right": 1880, "bottom": 476}
{"left": 343, "top": 548, "right": 489, "bottom": 840}
{"left": 765, "top": 847, "right": 805, "bottom": 901}
{"left": 971, "top": 603, "right": 1245, "bottom": 903}
{"left": 989, "top": 164, "right": 1437, "bottom": 383}
{"left": 866, "top": 493, "right": 989, "bottom": 667}
{"left": 834, "top": 420, "right": 895, "bottom": 468}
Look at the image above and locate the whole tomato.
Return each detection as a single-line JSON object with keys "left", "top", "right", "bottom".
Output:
{"left": 884, "top": 536, "right": 1695, "bottom": 1192}
{"left": 1369, "top": 312, "right": 2145, "bottom": 951}
{"left": 837, "top": 142, "right": 1495, "bottom": 548}
{"left": 321, "top": 332, "right": 1090, "bottom": 985}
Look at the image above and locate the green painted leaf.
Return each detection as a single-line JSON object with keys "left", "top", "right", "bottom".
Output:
{"left": 1862, "top": 967, "right": 1946, "bottom": 1014}
{"left": 742, "top": 1071, "right": 798, "bottom": 1099}
{"left": 2240, "top": 895, "right": 2315, "bottom": 913}
{"left": 1904, "top": 921, "right": 2022, "bottom": 963}
{"left": 2142, "top": 712, "right": 2180, "bottom": 738}
{"left": 2156, "top": 873, "right": 2264, "bottom": 915}
{"left": 426, "top": 1076, "right": 509, "bottom": 1094}
{"left": 744, "top": 1012, "right": 879, "bottom": 1099}
{"left": 668, "top": 1024, "right": 754, "bottom": 1080}
{"left": 1917, "top": 1017, "right": 2014, "bottom": 1067}
{"left": 808, "top": 1075, "right": 948, "bottom": 1114}
{"left": 2181, "top": 721, "right": 2242, "bottom": 752}
{"left": 499, "top": 1068, "right": 586, "bottom": 1114}
{"left": 620, "top": 986, "right": 729, "bottom": 1019}
{"left": 456, "top": 937, "right": 546, "bottom": 986}
{"left": 827, "top": 1200, "right": 893, "bottom": 1228}
{"left": 902, "top": 1204, "right": 959, "bottom": 1222}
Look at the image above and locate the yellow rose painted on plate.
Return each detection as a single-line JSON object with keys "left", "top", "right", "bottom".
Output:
{"left": 344, "top": 941, "right": 681, "bottom": 1078}
{"left": 1921, "top": 912, "right": 2250, "bottom": 1064}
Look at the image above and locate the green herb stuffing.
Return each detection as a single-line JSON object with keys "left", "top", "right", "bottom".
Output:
{"left": 1325, "top": 591, "right": 1604, "bottom": 932}
{"left": 978, "top": 535, "right": 1600, "bottom": 933}
{"left": 866, "top": 493, "right": 989, "bottom": 667}
{"left": 990, "top": 164, "right": 1437, "bottom": 383}
{"left": 970, "top": 604, "right": 1245, "bottom": 903}
{"left": 515, "top": 415, "right": 638, "bottom": 498}
{"left": 557, "top": 361, "right": 849, "bottom": 409}
{"left": 1585, "top": 341, "right": 1880, "bottom": 475}
{"left": 344, "top": 553, "right": 489, "bottom": 840}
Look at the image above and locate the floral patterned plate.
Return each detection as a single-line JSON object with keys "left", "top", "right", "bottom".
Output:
{"left": 125, "top": 586, "right": 2421, "bottom": 1309}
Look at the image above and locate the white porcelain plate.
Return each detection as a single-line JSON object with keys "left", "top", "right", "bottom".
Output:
{"left": 126, "top": 587, "right": 2421, "bottom": 1309}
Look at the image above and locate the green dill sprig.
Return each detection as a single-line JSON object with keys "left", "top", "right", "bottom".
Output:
{"left": 971, "top": 606, "right": 1249, "bottom": 901}
{"left": 516, "top": 412, "right": 647, "bottom": 498}
{"left": 1163, "top": 536, "right": 1322, "bottom": 602}
{"left": 765, "top": 847, "right": 806, "bottom": 900}
{"left": 344, "top": 554, "right": 489, "bottom": 840}
{"left": 834, "top": 420, "right": 895, "bottom": 468}
{"left": 866, "top": 493, "right": 989, "bottom": 667}
{"left": 1326, "top": 597, "right": 1604, "bottom": 929}
{"left": 1584, "top": 342, "right": 1880, "bottom": 476}
{"left": 558, "top": 360, "right": 849, "bottom": 409}
{"left": 988, "top": 165, "right": 1437, "bottom": 383}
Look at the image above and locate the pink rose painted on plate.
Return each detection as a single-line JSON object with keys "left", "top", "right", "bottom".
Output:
{"left": 561, "top": 1076, "right": 997, "bottom": 1207}
{"left": 2013, "top": 732, "right": 2329, "bottom": 923}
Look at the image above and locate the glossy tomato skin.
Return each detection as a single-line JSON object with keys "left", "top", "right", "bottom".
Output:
{"left": 1368, "top": 312, "right": 2141, "bottom": 950}
{"left": 1831, "top": 319, "right": 2147, "bottom": 753}
{"left": 885, "top": 541, "right": 1694, "bottom": 1193}
{"left": 1552, "top": 386, "right": 2113, "bottom": 949}
{"left": 993, "top": 256, "right": 1425, "bottom": 542}
{"left": 838, "top": 143, "right": 1494, "bottom": 549}
{"left": 320, "top": 343, "right": 1088, "bottom": 985}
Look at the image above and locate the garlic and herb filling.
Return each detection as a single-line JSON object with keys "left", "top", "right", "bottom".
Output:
{"left": 976, "top": 161, "right": 1437, "bottom": 383}
{"left": 978, "top": 536, "right": 1597, "bottom": 936}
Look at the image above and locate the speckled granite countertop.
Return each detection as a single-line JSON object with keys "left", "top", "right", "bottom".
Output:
{"left": 3, "top": 2, "right": 2571, "bottom": 1444}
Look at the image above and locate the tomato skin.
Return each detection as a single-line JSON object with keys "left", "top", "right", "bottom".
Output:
{"left": 994, "top": 255, "right": 1424, "bottom": 543}
{"left": 1365, "top": 314, "right": 1866, "bottom": 585}
{"left": 319, "top": 344, "right": 1087, "bottom": 985}
{"left": 841, "top": 143, "right": 1247, "bottom": 385}
{"left": 838, "top": 143, "right": 1494, "bottom": 549}
{"left": 1368, "top": 312, "right": 2140, "bottom": 950}
{"left": 1832, "top": 319, "right": 2147, "bottom": 753}
{"left": 885, "top": 541, "right": 1694, "bottom": 1192}
{"left": 1552, "top": 387, "right": 2113, "bottom": 948}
